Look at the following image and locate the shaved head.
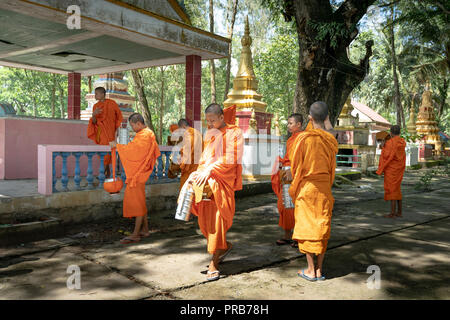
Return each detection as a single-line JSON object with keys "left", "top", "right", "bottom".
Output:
{"left": 129, "top": 113, "right": 145, "bottom": 124}
{"left": 205, "top": 103, "right": 224, "bottom": 115}
{"left": 309, "top": 101, "right": 328, "bottom": 123}
{"left": 95, "top": 87, "right": 106, "bottom": 95}
{"left": 288, "top": 113, "right": 303, "bottom": 124}
{"left": 178, "top": 118, "right": 189, "bottom": 127}
{"left": 390, "top": 125, "right": 401, "bottom": 136}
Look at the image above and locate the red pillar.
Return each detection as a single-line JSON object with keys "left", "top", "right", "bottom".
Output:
{"left": 67, "top": 72, "right": 81, "bottom": 119}
{"left": 185, "top": 55, "right": 202, "bottom": 127}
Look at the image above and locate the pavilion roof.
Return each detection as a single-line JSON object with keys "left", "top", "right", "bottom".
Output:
{"left": 0, "top": 0, "right": 230, "bottom": 76}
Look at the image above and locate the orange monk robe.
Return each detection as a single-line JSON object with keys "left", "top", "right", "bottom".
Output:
{"left": 289, "top": 129, "right": 338, "bottom": 255}
{"left": 170, "top": 124, "right": 179, "bottom": 133}
{"left": 87, "top": 99, "right": 123, "bottom": 166}
{"left": 179, "top": 126, "right": 203, "bottom": 190}
{"left": 376, "top": 135, "right": 406, "bottom": 200}
{"left": 271, "top": 131, "right": 301, "bottom": 231}
{"left": 188, "top": 124, "right": 243, "bottom": 254}
{"left": 116, "top": 128, "right": 161, "bottom": 218}
{"left": 223, "top": 105, "right": 236, "bottom": 125}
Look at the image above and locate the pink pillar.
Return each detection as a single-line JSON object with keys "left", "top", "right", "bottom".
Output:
{"left": 68, "top": 72, "right": 81, "bottom": 120}
{"left": 352, "top": 149, "right": 358, "bottom": 169}
{"left": 185, "top": 55, "right": 202, "bottom": 126}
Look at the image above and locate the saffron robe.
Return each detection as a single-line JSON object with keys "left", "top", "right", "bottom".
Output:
{"left": 117, "top": 128, "right": 160, "bottom": 218}
{"left": 223, "top": 105, "right": 237, "bottom": 125}
{"left": 289, "top": 129, "right": 338, "bottom": 255}
{"left": 87, "top": 99, "right": 123, "bottom": 165}
{"left": 185, "top": 124, "right": 243, "bottom": 254}
{"left": 376, "top": 135, "right": 406, "bottom": 200}
{"left": 271, "top": 131, "right": 301, "bottom": 231}
{"left": 179, "top": 127, "right": 203, "bottom": 190}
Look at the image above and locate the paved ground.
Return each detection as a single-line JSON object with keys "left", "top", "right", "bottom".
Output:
{"left": 0, "top": 167, "right": 449, "bottom": 300}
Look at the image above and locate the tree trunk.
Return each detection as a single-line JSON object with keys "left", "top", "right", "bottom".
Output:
{"left": 89, "top": 76, "right": 92, "bottom": 92}
{"left": 389, "top": 5, "right": 404, "bottom": 128}
{"left": 438, "top": 76, "right": 448, "bottom": 120}
{"left": 58, "top": 84, "right": 65, "bottom": 119}
{"left": 209, "top": 0, "right": 216, "bottom": 103}
{"left": 159, "top": 66, "right": 165, "bottom": 144}
{"left": 286, "top": 0, "right": 375, "bottom": 126}
{"left": 224, "top": 0, "right": 238, "bottom": 101}
{"left": 51, "top": 74, "right": 56, "bottom": 118}
{"left": 130, "top": 69, "right": 159, "bottom": 143}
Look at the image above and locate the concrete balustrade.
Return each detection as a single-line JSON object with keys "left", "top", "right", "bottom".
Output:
{"left": 38, "top": 145, "right": 176, "bottom": 195}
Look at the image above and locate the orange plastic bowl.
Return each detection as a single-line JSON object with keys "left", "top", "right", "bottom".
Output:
{"left": 103, "top": 178, "right": 123, "bottom": 194}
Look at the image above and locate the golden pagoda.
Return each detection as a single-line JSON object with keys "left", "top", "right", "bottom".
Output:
{"left": 336, "top": 97, "right": 359, "bottom": 128}
{"left": 223, "top": 16, "right": 272, "bottom": 134}
{"left": 416, "top": 82, "right": 442, "bottom": 150}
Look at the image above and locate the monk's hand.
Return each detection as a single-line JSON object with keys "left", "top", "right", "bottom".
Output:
{"left": 109, "top": 141, "right": 117, "bottom": 149}
{"left": 92, "top": 107, "right": 103, "bottom": 117}
{"left": 284, "top": 169, "right": 293, "bottom": 183}
{"left": 194, "top": 169, "right": 211, "bottom": 186}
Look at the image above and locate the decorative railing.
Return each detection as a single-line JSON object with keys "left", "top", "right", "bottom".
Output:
{"left": 336, "top": 154, "right": 362, "bottom": 168}
{"left": 38, "top": 145, "right": 177, "bottom": 195}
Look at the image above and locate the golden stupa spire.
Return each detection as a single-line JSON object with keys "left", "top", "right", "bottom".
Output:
{"left": 223, "top": 15, "right": 267, "bottom": 112}
{"left": 236, "top": 16, "right": 255, "bottom": 78}
{"left": 416, "top": 82, "right": 442, "bottom": 149}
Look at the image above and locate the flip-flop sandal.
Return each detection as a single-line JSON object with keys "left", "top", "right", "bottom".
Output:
{"left": 383, "top": 214, "right": 396, "bottom": 218}
{"left": 276, "top": 239, "right": 293, "bottom": 246}
{"left": 218, "top": 244, "right": 233, "bottom": 263}
{"left": 297, "top": 269, "right": 317, "bottom": 282}
{"left": 316, "top": 275, "right": 326, "bottom": 281}
{"left": 120, "top": 236, "right": 140, "bottom": 244}
{"left": 139, "top": 232, "right": 150, "bottom": 238}
{"left": 206, "top": 270, "right": 220, "bottom": 281}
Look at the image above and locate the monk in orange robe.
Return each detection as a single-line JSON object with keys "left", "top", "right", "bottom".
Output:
{"left": 87, "top": 87, "right": 123, "bottom": 178}
{"left": 110, "top": 113, "right": 161, "bottom": 244}
{"left": 376, "top": 125, "right": 406, "bottom": 218}
{"left": 177, "top": 119, "right": 203, "bottom": 191}
{"left": 182, "top": 103, "right": 243, "bottom": 281}
{"left": 289, "top": 101, "right": 338, "bottom": 282}
{"left": 271, "top": 113, "right": 303, "bottom": 247}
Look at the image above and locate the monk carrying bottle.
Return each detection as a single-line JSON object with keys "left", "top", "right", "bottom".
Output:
{"left": 177, "top": 118, "right": 203, "bottom": 190}
{"left": 376, "top": 125, "right": 406, "bottom": 218}
{"left": 271, "top": 113, "right": 303, "bottom": 248}
{"left": 182, "top": 103, "right": 243, "bottom": 281}
{"left": 87, "top": 87, "right": 123, "bottom": 178}
{"left": 289, "top": 101, "right": 338, "bottom": 282}
{"left": 110, "top": 113, "right": 161, "bottom": 244}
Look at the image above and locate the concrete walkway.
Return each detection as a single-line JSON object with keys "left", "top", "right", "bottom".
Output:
{"left": 0, "top": 168, "right": 449, "bottom": 299}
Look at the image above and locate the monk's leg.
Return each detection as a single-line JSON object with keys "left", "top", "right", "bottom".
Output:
{"left": 197, "top": 201, "right": 230, "bottom": 279}
{"left": 384, "top": 201, "right": 396, "bottom": 218}
{"left": 130, "top": 216, "right": 144, "bottom": 239}
{"left": 396, "top": 200, "right": 402, "bottom": 217}
{"left": 300, "top": 253, "right": 316, "bottom": 279}
{"left": 315, "top": 253, "right": 325, "bottom": 278}
{"left": 105, "top": 165, "right": 111, "bottom": 179}
{"left": 140, "top": 214, "right": 150, "bottom": 237}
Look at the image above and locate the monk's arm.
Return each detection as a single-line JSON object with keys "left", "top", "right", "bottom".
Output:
{"left": 324, "top": 116, "right": 338, "bottom": 138}
{"left": 376, "top": 145, "right": 395, "bottom": 174}
{"left": 117, "top": 137, "right": 150, "bottom": 162}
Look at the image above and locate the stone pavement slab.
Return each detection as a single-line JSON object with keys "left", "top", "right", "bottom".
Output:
{"left": 0, "top": 246, "right": 156, "bottom": 299}
{"left": 169, "top": 226, "right": 450, "bottom": 300}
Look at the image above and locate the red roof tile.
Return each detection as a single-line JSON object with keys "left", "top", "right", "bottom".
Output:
{"left": 351, "top": 100, "right": 391, "bottom": 125}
